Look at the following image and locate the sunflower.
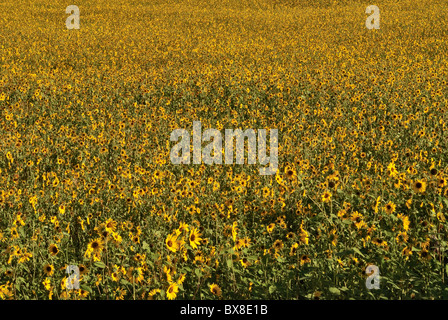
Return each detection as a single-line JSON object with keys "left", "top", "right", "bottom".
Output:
{"left": 412, "top": 179, "right": 426, "bottom": 193}
{"left": 111, "top": 271, "right": 120, "bottom": 282}
{"left": 43, "top": 264, "right": 54, "bottom": 276}
{"left": 372, "top": 238, "right": 388, "bottom": 248}
{"left": 148, "top": 289, "right": 161, "bottom": 300}
{"left": 79, "top": 289, "right": 89, "bottom": 298}
{"left": 290, "top": 243, "right": 298, "bottom": 256}
{"left": 351, "top": 211, "right": 366, "bottom": 230}
{"left": 177, "top": 273, "right": 186, "bottom": 285}
{"left": 242, "top": 237, "right": 251, "bottom": 248}
{"left": 189, "top": 228, "right": 202, "bottom": 249}
{"left": 262, "top": 186, "right": 271, "bottom": 198}
{"left": 266, "top": 223, "right": 275, "bottom": 233}
{"left": 437, "top": 212, "right": 446, "bottom": 222}
{"left": 79, "top": 264, "right": 88, "bottom": 275}
{"left": 395, "top": 231, "right": 409, "bottom": 244}
{"left": 438, "top": 177, "right": 447, "bottom": 188}
{"left": 384, "top": 201, "right": 396, "bottom": 214}
{"left": 286, "top": 232, "right": 295, "bottom": 240}
{"left": 321, "top": 190, "right": 332, "bottom": 203}
{"left": 49, "top": 244, "right": 59, "bottom": 256}
{"left": 420, "top": 250, "right": 431, "bottom": 261}
{"left": 402, "top": 247, "right": 413, "bottom": 258}
{"left": 337, "top": 209, "right": 349, "bottom": 220}
{"left": 273, "top": 239, "right": 284, "bottom": 251}
{"left": 429, "top": 168, "right": 438, "bottom": 177}
{"left": 210, "top": 283, "right": 222, "bottom": 296}
{"left": 177, "top": 222, "right": 189, "bottom": 234}
{"left": 127, "top": 267, "right": 144, "bottom": 284}
{"left": 166, "top": 233, "right": 179, "bottom": 253}
{"left": 88, "top": 238, "right": 104, "bottom": 253}
{"left": 166, "top": 282, "right": 179, "bottom": 300}
{"left": 240, "top": 257, "right": 251, "bottom": 268}
{"left": 300, "top": 254, "right": 311, "bottom": 265}
{"left": 284, "top": 166, "right": 296, "bottom": 180}
{"left": 104, "top": 218, "right": 117, "bottom": 233}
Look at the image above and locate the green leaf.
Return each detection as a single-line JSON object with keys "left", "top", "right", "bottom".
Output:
{"left": 226, "top": 259, "right": 233, "bottom": 269}
{"left": 19, "top": 227, "right": 25, "bottom": 238}
{"left": 329, "top": 287, "right": 340, "bottom": 295}
{"left": 353, "top": 248, "right": 365, "bottom": 257}
{"left": 120, "top": 278, "right": 130, "bottom": 286}
{"left": 195, "top": 268, "right": 202, "bottom": 278}
{"left": 94, "top": 261, "right": 106, "bottom": 269}
{"left": 269, "top": 285, "right": 276, "bottom": 294}
{"left": 80, "top": 284, "right": 92, "bottom": 293}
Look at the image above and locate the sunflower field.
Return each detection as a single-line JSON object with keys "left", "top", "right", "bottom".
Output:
{"left": 1, "top": 0, "right": 448, "bottom": 300}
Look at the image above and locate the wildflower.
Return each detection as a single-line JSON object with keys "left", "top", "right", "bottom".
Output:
{"left": 210, "top": 283, "right": 222, "bottom": 296}
{"left": 300, "top": 254, "right": 311, "bottom": 265}
{"left": 43, "top": 264, "right": 54, "bottom": 276}
{"left": 321, "top": 190, "right": 332, "bottom": 203}
{"left": 240, "top": 257, "right": 251, "bottom": 268}
{"left": 166, "top": 282, "right": 179, "bottom": 300}
{"left": 412, "top": 180, "right": 426, "bottom": 193}
{"left": 273, "top": 239, "right": 284, "bottom": 251}
{"left": 166, "top": 233, "right": 179, "bottom": 253}
{"left": 189, "top": 228, "right": 202, "bottom": 249}
{"left": 384, "top": 201, "right": 396, "bottom": 214}
{"left": 49, "top": 244, "right": 59, "bottom": 256}
{"left": 42, "top": 278, "right": 51, "bottom": 291}
{"left": 351, "top": 211, "right": 366, "bottom": 229}
{"left": 105, "top": 218, "right": 117, "bottom": 233}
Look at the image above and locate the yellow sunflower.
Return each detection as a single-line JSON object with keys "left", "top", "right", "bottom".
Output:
{"left": 166, "top": 233, "right": 179, "bottom": 253}
{"left": 384, "top": 201, "right": 396, "bottom": 214}
{"left": 189, "top": 228, "right": 202, "bottom": 249}
{"left": 166, "top": 282, "right": 179, "bottom": 300}
{"left": 412, "top": 179, "right": 426, "bottom": 193}
{"left": 43, "top": 264, "right": 54, "bottom": 276}
{"left": 210, "top": 283, "right": 222, "bottom": 296}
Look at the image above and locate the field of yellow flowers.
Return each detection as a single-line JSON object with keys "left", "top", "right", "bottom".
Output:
{"left": 1, "top": 0, "right": 448, "bottom": 300}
